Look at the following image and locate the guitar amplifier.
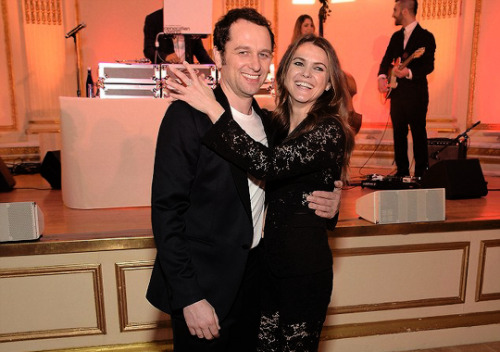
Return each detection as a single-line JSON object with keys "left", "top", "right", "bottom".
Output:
{"left": 427, "top": 138, "right": 467, "bottom": 168}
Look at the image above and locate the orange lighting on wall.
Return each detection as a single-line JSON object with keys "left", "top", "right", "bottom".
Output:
{"left": 292, "top": 0, "right": 354, "bottom": 4}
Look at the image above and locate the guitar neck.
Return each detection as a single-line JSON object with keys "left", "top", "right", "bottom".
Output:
{"left": 398, "top": 54, "right": 416, "bottom": 69}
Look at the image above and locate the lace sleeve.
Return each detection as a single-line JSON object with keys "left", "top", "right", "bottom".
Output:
{"left": 203, "top": 117, "right": 345, "bottom": 180}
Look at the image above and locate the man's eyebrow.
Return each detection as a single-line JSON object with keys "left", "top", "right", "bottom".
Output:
{"left": 232, "top": 45, "right": 272, "bottom": 54}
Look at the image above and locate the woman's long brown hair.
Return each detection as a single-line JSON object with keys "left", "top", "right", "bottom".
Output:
{"left": 271, "top": 35, "right": 355, "bottom": 182}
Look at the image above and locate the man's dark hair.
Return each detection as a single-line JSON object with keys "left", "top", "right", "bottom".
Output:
{"left": 396, "top": 0, "right": 418, "bottom": 16}
{"left": 213, "top": 7, "right": 275, "bottom": 56}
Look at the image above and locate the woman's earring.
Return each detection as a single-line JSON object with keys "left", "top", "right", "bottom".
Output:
{"left": 325, "top": 84, "right": 331, "bottom": 92}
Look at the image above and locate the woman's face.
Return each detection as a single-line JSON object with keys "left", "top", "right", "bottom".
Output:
{"left": 300, "top": 18, "right": 315, "bottom": 36}
{"left": 284, "top": 42, "right": 331, "bottom": 109}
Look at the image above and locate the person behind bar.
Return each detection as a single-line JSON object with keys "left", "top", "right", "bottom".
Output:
{"left": 146, "top": 8, "right": 343, "bottom": 352}
{"left": 291, "top": 14, "right": 316, "bottom": 44}
{"left": 143, "top": 8, "right": 214, "bottom": 64}
{"left": 166, "top": 34, "right": 354, "bottom": 351}
{"left": 377, "top": 0, "right": 436, "bottom": 178}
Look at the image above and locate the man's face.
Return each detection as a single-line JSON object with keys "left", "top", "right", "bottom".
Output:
{"left": 215, "top": 19, "right": 273, "bottom": 107}
{"left": 393, "top": 2, "right": 403, "bottom": 26}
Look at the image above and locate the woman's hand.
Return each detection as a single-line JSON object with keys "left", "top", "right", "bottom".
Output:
{"left": 166, "top": 62, "right": 225, "bottom": 123}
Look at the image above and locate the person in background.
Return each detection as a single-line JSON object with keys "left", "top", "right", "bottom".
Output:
{"left": 377, "top": 0, "right": 436, "bottom": 178}
{"left": 291, "top": 14, "right": 316, "bottom": 43}
{"left": 167, "top": 34, "right": 354, "bottom": 352}
{"left": 143, "top": 8, "right": 214, "bottom": 64}
{"left": 147, "top": 8, "right": 342, "bottom": 352}
{"left": 291, "top": 14, "right": 361, "bottom": 134}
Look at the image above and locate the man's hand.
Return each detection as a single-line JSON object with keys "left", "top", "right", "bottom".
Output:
{"left": 166, "top": 52, "right": 182, "bottom": 64}
{"left": 307, "top": 180, "right": 343, "bottom": 219}
{"left": 392, "top": 66, "right": 410, "bottom": 79}
{"left": 377, "top": 77, "right": 388, "bottom": 93}
{"left": 183, "top": 299, "right": 221, "bottom": 340}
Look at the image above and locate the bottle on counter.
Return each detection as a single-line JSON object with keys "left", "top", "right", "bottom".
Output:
{"left": 86, "top": 67, "right": 94, "bottom": 98}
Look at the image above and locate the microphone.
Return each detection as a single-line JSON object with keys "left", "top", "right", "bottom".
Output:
{"left": 155, "top": 32, "right": 166, "bottom": 48}
{"left": 65, "top": 23, "right": 86, "bottom": 38}
{"left": 469, "top": 120, "right": 481, "bottom": 129}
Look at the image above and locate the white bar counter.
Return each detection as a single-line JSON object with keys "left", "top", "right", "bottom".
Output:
{"left": 59, "top": 97, "right": 169, "bottom": 209}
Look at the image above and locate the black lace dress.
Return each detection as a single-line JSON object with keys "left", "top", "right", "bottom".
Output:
{"left": 203, "top": 111, "right": 346, "bottom": 352}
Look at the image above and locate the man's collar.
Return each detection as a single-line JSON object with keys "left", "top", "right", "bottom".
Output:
{"left": 403, "top": 21, "right": 418, "bottom": 33}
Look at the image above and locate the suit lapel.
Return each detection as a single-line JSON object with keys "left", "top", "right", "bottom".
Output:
{"left": 184, "top": 35, "right": 193, "bottom": 64}
{"left": 404, "top": 24, "right": 422, "bottom": 56}
{"left": 213, "top": 87, "right": 253, "bottom": 221}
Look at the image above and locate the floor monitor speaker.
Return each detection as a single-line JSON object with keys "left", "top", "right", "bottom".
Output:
{"left": 0, "top": 202, "right": 44, "bottom": 242}
{"left": 0, "top": 156, "right": 15, "bottom": 192}
{"left": 41, "top": 150, "right": 61, "bottom": 189}
{"left": 356, "top": 188, "right": 445, "bottom": 224}
{"left": 421, "top": 159, "right": 488, "bottom": 199}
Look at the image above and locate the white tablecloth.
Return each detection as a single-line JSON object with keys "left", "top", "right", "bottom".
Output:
{"left": 59, "top": 97, "right": 169, "bottom": 209}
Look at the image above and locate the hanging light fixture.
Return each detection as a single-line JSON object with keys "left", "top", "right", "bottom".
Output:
{"left": 292, "top": 0, "right": 315, "bottom": 4}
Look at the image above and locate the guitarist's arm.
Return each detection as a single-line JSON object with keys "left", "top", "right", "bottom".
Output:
{"left": 392, "top": 66, "right": 411, "bottom": 79}
{"left": 377, "top": 32, "right": 401, "bottom": 93}
{"left": 377, "top": 75, "right": 388, "bottom": 93}
{"left": 408, "top": 32, "right": 436, "bottom": 80}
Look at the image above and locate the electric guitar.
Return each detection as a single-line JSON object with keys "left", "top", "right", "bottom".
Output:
{"left": 385, "top": 47, "right": 425, "bottom": 99}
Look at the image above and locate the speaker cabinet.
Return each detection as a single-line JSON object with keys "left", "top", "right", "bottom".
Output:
{"left": 421, "top": 159, "right": 488, "bottom": 200}
{"left": 0, "top": 157, "right": 15, "bottom": 192}
{"left": 427, "top": 138, "right": 467, "bottom": 168}
{"left": 356, "top": 188, "right": 445, "bottom": 224}
{"left": 0, "top": 202, "right": 44, "bottom": 242}
{"left": 40, "top": 150, "right": 61, "bottom": 189}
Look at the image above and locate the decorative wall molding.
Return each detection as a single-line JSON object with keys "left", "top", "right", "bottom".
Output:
{"left": 224, "top": 0, "right": 260, "bottom": 12}
{"left": 23, "top": 0, "right": 62, "bottom": 25}
{"left": 0, "top": 264, "right": 106, "bottom": 342}
{"left": 115, "top": 260, "right": 170, "bottom": 332}
{"left": 0, "top": 0, "right": 17, "bottom": 131}
{"left": 328, "top": 242, "right": 470, "bottom": 315}
{"left": 422, "top": 0, "right": 461, "bottom": 20}
{"left": 476, "top": 239, "right": 500, "bottom": 302}
{"left": 322, "top": 310, "right": 500, "bottom": 340}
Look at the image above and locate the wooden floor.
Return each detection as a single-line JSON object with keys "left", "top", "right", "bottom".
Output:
{"left": 407, "top": 341, "right": 500, "bottom": 352}
{"left": 1, "top": 167, "right": 500, "bottom": 241}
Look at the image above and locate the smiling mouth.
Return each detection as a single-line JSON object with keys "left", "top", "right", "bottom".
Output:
{"left": 242, "top": 73, "right": 260, "bottom": 80}
{"left": 296, "top": 81, "right": 313, "bottom": 89}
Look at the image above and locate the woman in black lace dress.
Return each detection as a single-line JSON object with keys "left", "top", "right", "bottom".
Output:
{"left": 168, "top": 35, "right": 354, "bottom": 351}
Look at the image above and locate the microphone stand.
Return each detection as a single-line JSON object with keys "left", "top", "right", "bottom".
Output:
{"left": 68, "top": 33, "right": 82, "bottom": 97}
{"left": 430, "top": 121, "right": 480, "bottom": 161}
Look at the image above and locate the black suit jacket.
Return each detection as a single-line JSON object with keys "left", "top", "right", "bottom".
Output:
{"left": 147, "top": 87, "right": 271, "bottom": 321}
{"left": 378, "top": 24, "right": 436, "bottom": 103}
{"left": 143, "top": 9, "right": 214, "bottom": 64}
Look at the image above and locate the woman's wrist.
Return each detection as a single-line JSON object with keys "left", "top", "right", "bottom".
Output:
{"left": 208, "top": 104, "right": 225, "bottom": 123}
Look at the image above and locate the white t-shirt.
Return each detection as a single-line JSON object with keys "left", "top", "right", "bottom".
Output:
{"left": 230, "top": 106, "right": 267, "bottom": 248}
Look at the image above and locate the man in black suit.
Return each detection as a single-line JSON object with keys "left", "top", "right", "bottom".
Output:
{"left": 147, "top": 8, "right": 340, "bottom": 352}
{"left": 143, "top": 9, "right": 214, "bottom": 64}
{"left": 378, "top": 0, "right": 436, "bottom": 177}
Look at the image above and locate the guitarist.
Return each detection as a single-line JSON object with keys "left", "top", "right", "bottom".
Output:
{"left": 377, "top": 0, "right": 436, "bottom": 178}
